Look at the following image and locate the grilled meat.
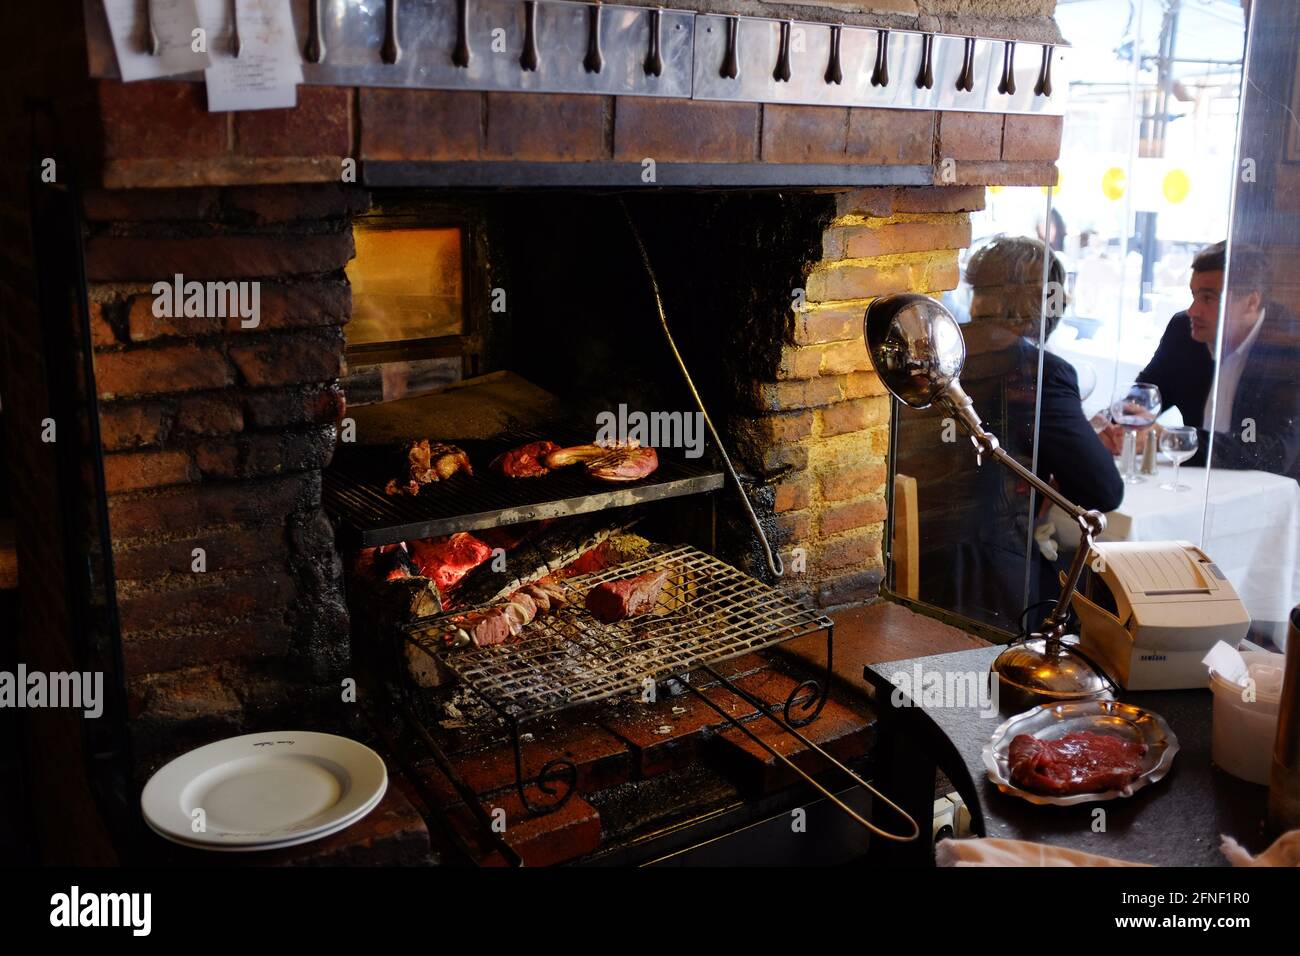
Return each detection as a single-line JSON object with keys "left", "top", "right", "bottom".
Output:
{"left": 445, "top": 577, "right": 568, "bottom": 648}
{"left": 544, "top": 443, "right": 659, "bottom": 483}
{"left": 543, "top": 444, "right": 612, "bottom": 468}
{"left": 385, "top": 439, "right": 472, "bottom": 496}
{"left": 586, "top": 445, "right": 658, "bottom": 482}
{"left": 490, "top": 440, "right": 561, "bottom": 479}
{"left": 585, "top": 568, "right": 670, "bottom": 623}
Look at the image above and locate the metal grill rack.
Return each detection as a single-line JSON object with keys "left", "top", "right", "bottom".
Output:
{"left": 408, "top": 545, "right": 831, "bottom": 721}
{"left": 324, "top": 428, "right": 724, "bottom": 547}
{"left": 398, "top": 544, "right": 920, "bottom": 849}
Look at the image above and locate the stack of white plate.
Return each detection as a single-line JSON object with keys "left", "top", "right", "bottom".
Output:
{"left": 141, "top": 731, "right": 389, "bottom": 852}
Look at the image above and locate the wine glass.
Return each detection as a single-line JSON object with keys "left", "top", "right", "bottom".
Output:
{"left": 1109, "top": 383, "right": 1162, "bottom": 484}
{"left": 1074, "top": 361, "right": 1098, "bottom": 403}
{"left": 1159, "top": 426, "right": 1198, "bottom": 492}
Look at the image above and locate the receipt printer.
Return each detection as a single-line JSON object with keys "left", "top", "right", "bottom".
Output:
{"left": 1069, "top": 541, "right": 1251, "bottom": 690}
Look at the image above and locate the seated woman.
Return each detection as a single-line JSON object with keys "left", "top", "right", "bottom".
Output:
{"left": 951, "top": 236, "right": 1123, "bottom": 623}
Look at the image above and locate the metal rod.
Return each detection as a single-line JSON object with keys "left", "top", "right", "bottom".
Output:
{"left": 619, "top": 200, "right": 785, "bottom": 579}
{"left": 942, "top": 382, "right": 1104, "bottom": 532}
{"left": 395, "top": 700, "right": 524, "bottom": 866}
{"left": 1042, "top": 526, "right": 1095, "bottom": 643}
{"left": 689, "top": 666, "right": 919, "bottom": 842}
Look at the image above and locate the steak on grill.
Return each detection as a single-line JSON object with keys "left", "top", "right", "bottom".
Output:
{"left": 1008, "top": 731, "right": 1148, "bottom": 796}
{"left": 585, "top": 568, "right": 670, "bottom": 623}
{"left": 490, "top": 440, "right": 561, "bottom": 479}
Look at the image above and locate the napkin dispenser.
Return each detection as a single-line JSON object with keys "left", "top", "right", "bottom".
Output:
{"left": 1069, "top": 541, "right": 1251, "bottom": 690}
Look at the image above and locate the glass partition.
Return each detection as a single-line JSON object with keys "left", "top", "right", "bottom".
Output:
{"left": 1204, "top": 0, "right": 1300, "bottom": 647}
{"left": 886, "top": 0, "right": 1300, "bottom": 648}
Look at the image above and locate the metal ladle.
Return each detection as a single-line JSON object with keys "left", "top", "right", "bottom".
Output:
{"left": 863, "top": 293, "right": 1113, "bottom": 709}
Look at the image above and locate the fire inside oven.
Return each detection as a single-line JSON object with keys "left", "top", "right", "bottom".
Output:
{"left": 323, "top": 195, "right": 877, "bottom": 863}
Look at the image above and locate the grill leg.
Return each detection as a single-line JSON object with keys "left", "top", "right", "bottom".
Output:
{"left": 511, "top": 719, "right": 578, "bottom": 817}
{"left": 783, "top": 623, "right": 833, "bottom": 727}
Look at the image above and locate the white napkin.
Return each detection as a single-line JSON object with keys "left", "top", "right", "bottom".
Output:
{"left": 1202, "top": 640, "right": 1249, "bottom": 685}
{"left": 937, "top": 830, "right": 1300, "bottom": 867}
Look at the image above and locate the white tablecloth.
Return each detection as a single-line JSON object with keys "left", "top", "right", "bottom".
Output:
{"left": 1049, "top": 464, "right": 1300, "bottom": 624}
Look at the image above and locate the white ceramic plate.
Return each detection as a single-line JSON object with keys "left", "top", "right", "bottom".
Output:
{"left": 982, "top": 699, "right": 1179, "bottom": 806}
{"left": 143, "top": 781, "right": 388, "bottom": 853}
{"left": 142, "top": 731, "right": 388, "bottom": 849}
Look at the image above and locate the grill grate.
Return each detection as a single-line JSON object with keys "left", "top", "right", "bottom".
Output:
{"left": 404, "top": 545, "right": 833, "bottom": 722}
{"left": 324, "top": 427, "right": 724, "bottom": 547}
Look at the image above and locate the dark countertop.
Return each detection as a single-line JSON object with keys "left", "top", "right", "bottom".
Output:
{"left": 865, "top": 646, "right": 1272, "bottom": 866}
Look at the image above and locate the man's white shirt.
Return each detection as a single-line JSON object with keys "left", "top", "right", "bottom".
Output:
{"left": 1204, "top": 308, "right": 1266, "bottom": 431}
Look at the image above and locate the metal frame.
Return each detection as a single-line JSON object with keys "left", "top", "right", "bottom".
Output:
{"left": 399, "top": 543, "right": 918, "bottom": 847}
{"left": 324, "top": 429, "right": 726, "bottom": 547}
{"left": 83, "top": 1, "right": 1066, "bottom": 116}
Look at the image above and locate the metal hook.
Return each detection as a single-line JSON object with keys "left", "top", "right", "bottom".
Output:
{"left": 144, "top": 0, "right": 161, "bottom": 55}
{"left": 520, "top": 0, "right": 539, "bottom": 72}
{"left": 381, "top": 0, "right": 401, "bottom": 64}
{"left": 956, "top": 36, "right": 976, "bottom": 92}
{"left": 228, "top": 0, "right": 241, "bottom": 58}
{"left": 644, "top": 8, "right": 663, "bottom": 77}
{"left": 915, "top": 33, "right": 934, "bottom": 90}
{"left": 1035, "top": 44, "right": 1053, "bottom": 97}
{"left": 824, "top": 24, "right": 843, "bottom": 85}
{"left": 773, "top": 20, "right": 792, "bottom": 83}
{"left": 453, "top": 0, "right": 471, "bottom": 68}
{"left": 871, "top": 29, "right": 889, "bottom": 87}
{"left": 584, "top": 4, "right": 604, "bottom": 74}
{"left": 998, "top": 40, "right": 1017, "bottom": 95}
{"left": 304, "top": 0, "right": 326, "bottom": 63}
{"left": 720, "top": 16, "right": 739, "bottom": 79}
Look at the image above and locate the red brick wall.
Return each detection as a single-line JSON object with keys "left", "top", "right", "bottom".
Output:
{"left": 95, "top": 80, "right": 1063, "bottom": 189}
{"left": 731, "top": 186, "right": 983, "bottom": 607}
{"left": 80, "top": 184, "right": 367, "bottom": 761}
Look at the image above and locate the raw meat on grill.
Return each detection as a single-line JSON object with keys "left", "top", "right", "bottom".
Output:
{"left": 408, "top": 533, "right": 494, "bottom": 594}
{"left": 585, "top": 568, "right": 670, "bottom": 623}
{"left": 384, "top": 440, "right": 472, "bottom": 496}
{"left": 1008, "top": 731, "right": 1148, "bottom": 796}
{"left": 490, "top": 440, "right": 561, "bottom": 479}
{"left": 544, "top": 443, "right": 660, "bottom": 483}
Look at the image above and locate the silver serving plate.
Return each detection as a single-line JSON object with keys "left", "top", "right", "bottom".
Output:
{"left": 982, "top": 699, "right": 1179, "bottom": 806}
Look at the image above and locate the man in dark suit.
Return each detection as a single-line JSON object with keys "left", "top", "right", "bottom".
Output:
{"left": 1102, "top": 241, "right": 1300, "bottom": 481}
{"left": 951, "top": 237, "right": 1124, "bottom": 622}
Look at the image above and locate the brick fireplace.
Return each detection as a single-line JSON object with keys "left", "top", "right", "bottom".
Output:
{"left": 2, "top": 0, "right": 1063, "bottom": 863}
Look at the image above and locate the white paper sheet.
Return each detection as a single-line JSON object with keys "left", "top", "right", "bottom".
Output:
{"left": 199, "top": 0, "right": 303, "bottom": 112}
{"left": 103, "top": 0, "right": 211, "bottom": 82}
